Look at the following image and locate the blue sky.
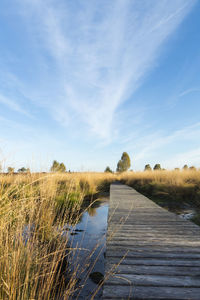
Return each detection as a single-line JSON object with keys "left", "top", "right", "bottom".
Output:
{"left": 0, "top": 0, "right": 200, "bottom": 172}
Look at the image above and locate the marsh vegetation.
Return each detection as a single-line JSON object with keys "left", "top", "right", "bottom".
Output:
{"left": 0, "top": 169, "right": 200, "bottom": 299}
{"left": 0, "top": 172, "right": 115, "bottom": 299}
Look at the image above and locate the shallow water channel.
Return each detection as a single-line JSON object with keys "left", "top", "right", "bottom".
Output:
{"left": 67, "top": 198, "right": 109, "bottom": 299}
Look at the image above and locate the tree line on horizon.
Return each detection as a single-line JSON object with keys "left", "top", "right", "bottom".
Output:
{"left": 0, "top": 160, "right": 68, "bottom": 174}
{"left": 0, "top": 155, "right": 198, "bottom": 174}
{"left": 0, "top": 165, "right": 31, "bottom": 174}
{"left": 104, "top": 152, "right": 198, "bottom": 173}
{"left": 144, "top": 164, "right": 197, "bottom": 171}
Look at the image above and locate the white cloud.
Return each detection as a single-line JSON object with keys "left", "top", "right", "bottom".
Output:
{"left": 179, "top": 88, "right": 200, "bottom": 97}
{"left": 0, "top": 93, "right": 30, "bottom": 116}
{"left": 127, "top": 122, "right": 200, "bottom": 167}
{"left": 163, "top": 147, "right": 200, "bottom": 168}
{"left": 12, "top": 0, "right": 197, "bottom": 139}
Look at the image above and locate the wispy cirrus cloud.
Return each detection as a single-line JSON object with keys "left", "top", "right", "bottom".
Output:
{"left": 179, "top": 88, "right": 200, "bottom": 97}
{"left": 0, "top": 93, "right": 30, "bottom": 116}
{"left": 163, "top": 147, "right": 200, "bottom": 168}
{"left": 125, "top": 122, "right": 200, "bottom": 168}
{"left": 15, "top": 0, "right": 196, "bottom": 139}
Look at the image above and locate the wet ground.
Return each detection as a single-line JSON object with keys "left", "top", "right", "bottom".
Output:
{"left": 179, "top": 209, "right": 196, "bottom": 220}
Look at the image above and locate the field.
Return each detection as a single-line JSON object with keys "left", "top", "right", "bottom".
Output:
{"left": 0, "top": 170, "right": 200, "bottom": 299}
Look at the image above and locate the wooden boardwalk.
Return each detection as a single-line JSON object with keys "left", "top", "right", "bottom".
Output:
{"left": 103, "top": 184, "right": 200, "bottom": 299}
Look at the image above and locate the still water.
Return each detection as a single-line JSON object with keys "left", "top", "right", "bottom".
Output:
{"left": 67, "top": 198, "right": 109, "bottom": 299}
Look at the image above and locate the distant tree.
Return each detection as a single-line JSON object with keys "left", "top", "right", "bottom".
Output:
{"left": 7, "top": 167, "right": 14, "bottom": 173}
{"left": 144, "top": 164, "right": 152, "bottom": 171}
{"left": 174, "top": 168, "right": 180, "bottom": 171}
{"left": 50, "top": 160, "right": 60, "bottom": 172}
{"left": 183, "top": 164, "right": 188, "bottom": 170}
{"left": 116, "top": 152, "right": 131, "bottom": 172}
{"left": 50, "top": 160, "right": 66, "bottom": 172}
{"left": 59, "top": 163, "right": 66, "bottom": 172}
{"left": 153, "top": 164, "right": 161, "bottom": 171}
{"left": 116, "top": 160, "right": 123, "bottom": 172}
{"left": 21, "top": 167, "right": 30, "bottom": 173}
{"left": 18, "top": 167, "right": 27, "bottom": 173}
{"left": 104, "top": 166, "right": 113, "bottom": 173}
{"left": 189, "top": 166, "right": 196, "bottom": 171}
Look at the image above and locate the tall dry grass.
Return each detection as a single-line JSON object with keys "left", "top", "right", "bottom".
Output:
{"left": 120, "top": 170, "right": 200, "bottom": 209}
{"left": 0, "top": 172, "right": 116, "bottom": 299}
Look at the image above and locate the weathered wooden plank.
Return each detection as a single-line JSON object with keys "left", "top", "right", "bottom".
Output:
{"left": 105, "top": 264, "right": 200, "bottom": 276}
{"left": 105, "top": 273, "right": 200, "bottom": 287}
{"left": 107, "top": 234, "right": 200, "bottom": 240}
{"left": 108, "top": 224, "right": 199, "bottom": 228}
{"left": 106, "top": 250, "right": 200, "bottom": 259}
{"left": 107, "top": 228, "right": 200, "bottom": 233}
{"left": 103, "top": 285, "right": 200, "bottom": 299}
{"left": 106, "top": 257, "right": 200, "bottom": 266}
{"left": 107, "top": 236, "right": 200, "bottom": 242}
{"left": 109, "top": 219, "right": 189, "bottom": 223}
{"left": 106, "top": 245, "right": 200, "bottom": 252}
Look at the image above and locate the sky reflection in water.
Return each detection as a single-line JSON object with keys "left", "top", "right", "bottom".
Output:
{"left": 68, "top": 199, "right": 109, "bottom": 299}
